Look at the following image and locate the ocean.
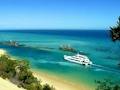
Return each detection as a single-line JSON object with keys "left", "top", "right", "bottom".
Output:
{"left": 0, "top": 30, "right": 120, "bottom": 89}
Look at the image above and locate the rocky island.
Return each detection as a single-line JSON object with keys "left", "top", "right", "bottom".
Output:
{"left": 0, "top": 40, "right": 25, "bottom": 47}
{"left": 59, "top": 44, "right": 77, "bottom": 53}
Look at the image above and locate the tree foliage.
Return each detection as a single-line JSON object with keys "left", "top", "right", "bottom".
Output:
{"left": 0, "top": 55, "right": 55, "bottom": 90}
{"left": 95, "top": 79, "right": 120, "bottom": 90}
{"left": 96, "top": 16, "right": 120, "bottom": 90}
{"left": 110, "top": 16, "right": 120, "bottom": 41}
{"left": 42, "top": 84, "right": 55, "bottom": 90}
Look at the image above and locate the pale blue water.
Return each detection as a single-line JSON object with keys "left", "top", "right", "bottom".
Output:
{"left": 0, "top": 30, "right": 120, "bottom": 89}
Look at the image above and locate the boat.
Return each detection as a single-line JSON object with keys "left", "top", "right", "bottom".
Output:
{"left": 64, "top": 53, "right": 92, "bottom": 66}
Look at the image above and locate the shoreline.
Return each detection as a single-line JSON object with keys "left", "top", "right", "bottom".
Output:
{"left": 0, "top": 49, "right": 94, "bottom": 90}
{"left": 0, "top": 49, "right": 6, "bottom": 56}
{"left": 0, "top": 49, "right": 25, "bottom": 90}
{"left": 0, "top": 78, "right": 25, "bottom": 90}
{"left": 32, "top": 69, "right": 93, "bottom": 90}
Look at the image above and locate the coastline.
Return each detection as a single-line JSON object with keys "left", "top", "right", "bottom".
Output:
{"left": 0, "top": 49, "right": 6, "bottom": 56}
{"left": 0, "top": 49, "right": 25, "bottom": 90}
{"left": 0, "top": 49, "right": 94, "bottom": 90}
{"left": 32, "top": 69, "right": 93, "bottom": 90}
{"left": 0, "top": 78, "right": 25, "bottom": 90}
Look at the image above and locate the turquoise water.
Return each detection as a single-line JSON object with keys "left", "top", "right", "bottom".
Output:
{"left": 0, "top": 30, "right": 120, "bottom": 89}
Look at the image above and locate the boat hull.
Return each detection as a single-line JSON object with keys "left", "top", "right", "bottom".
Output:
{"left": 64, "top": 55, "right": 92, "bottom": 66}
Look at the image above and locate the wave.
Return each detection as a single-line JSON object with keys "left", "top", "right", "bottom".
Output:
{"left": 92, "top": 64, "right": 120, "bottom": 74}
{"left": 36, "top": 60, "right": 120, "bottom": 74}
{"left": 37, "top": 60, "right": 78, "bottom": 67}
{"left": 93, "top": 68, "right": 105, "bottom": 72}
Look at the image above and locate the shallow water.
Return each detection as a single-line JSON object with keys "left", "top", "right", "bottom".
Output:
{"left": 0, "top": 30, "right": 120, "bottom": 88}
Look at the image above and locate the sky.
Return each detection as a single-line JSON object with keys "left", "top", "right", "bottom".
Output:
{"left": 0, "top": 0, "right": 120, "bottom": 30}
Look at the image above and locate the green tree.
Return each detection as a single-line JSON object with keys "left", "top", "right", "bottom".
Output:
{"left": 43, "top": 84, "right": 55, "bottom": 90}
{"left": 0, "top": 55, "right": 17, "bottom": 78}
{"left": 0, "top": 55, "right": 55, "bottom": 90}
{"left": 95, "top": 79, "right": 120, "bottom": 90}
{"left": 110, "top": 16, "right": 120, "bottom": 41}
{"left": 96, "top": 16, "right": 120, "bottom": 90}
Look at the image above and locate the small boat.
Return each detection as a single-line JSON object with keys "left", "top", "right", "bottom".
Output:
{"left": 64, "top": 53, "right": 92, "bottom": 66}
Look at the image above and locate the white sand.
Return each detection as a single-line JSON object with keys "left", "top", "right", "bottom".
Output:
{"left": 0, "top": 49, "right": 92, "bottom": 90}
{"left": 33, "top": 70, "right": 92, "bottom": 90}
{"left": 0, "top": 49, "right": 25, "bottom": 90}
{"left": 0, "top": 49, "right": 6, "bottom": 56}
{"left": 0, "top": 78, "right": 24, "bottom": 90}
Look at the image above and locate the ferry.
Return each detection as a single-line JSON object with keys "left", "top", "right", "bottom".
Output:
{"left": 64, "top": 53, "right": 92, "bottom": 66}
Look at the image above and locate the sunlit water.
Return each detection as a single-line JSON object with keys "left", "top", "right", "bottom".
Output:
{"left": 0, "top": 30, "right": 120, "bottom": 88}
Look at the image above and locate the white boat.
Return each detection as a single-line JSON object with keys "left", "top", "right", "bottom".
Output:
{"left": 64, "top": 53, "right": 92, "bottom": 66}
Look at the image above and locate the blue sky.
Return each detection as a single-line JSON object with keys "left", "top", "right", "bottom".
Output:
{"left": 0, "top": 0, "right": 120, "bottom": 30}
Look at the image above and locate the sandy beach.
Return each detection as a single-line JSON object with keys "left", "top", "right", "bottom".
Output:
{"left": 0, "top": 78, "right": 24, "bottom": 90}
{"left": 0, "top": 49, "right": 25, "bottom": 90}
{"left": 33, "top": 69, "right": 92, "bottom": 90}
{"left": 0, "top": 49, "right": 92, "bottom": 90}
{"left": 0, "top": 49, "right": 6, "bottom": 56}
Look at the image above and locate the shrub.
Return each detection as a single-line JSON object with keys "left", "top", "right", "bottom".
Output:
{"left": 0, "top": 55, "right": 55, "bottom": 90}
{"left": 43, "top": 84, "right": 55, "bottom": 90}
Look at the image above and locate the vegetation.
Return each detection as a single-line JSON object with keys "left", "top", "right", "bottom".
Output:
{"left": 110, "top": 16, "right": 120, "bottom": 41}
{"left": 110, "top": 16, "right": 120, "bottom": 66}
{"left": 0, "top": 55, "right": 55, "bottom": 90}
{"left": 95, "top": 16, "right": 120, "bottom": 90}
{"left": 95, "top": 79, "right": 120, "bottom": 90}
{"left": 43, "top": 84, "right": 55, "bottom": 90}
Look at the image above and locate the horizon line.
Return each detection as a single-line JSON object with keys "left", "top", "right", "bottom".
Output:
{"left": 0, "top": 29, "right": 109, "bottom": 31}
